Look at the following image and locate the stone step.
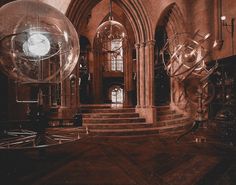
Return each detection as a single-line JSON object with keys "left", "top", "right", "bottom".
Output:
{"left": 157, "top": 113, "right": 183, "bottom": 121}
{"left": 156, "top": 117, "right": 192, "bottom": 127}
{"left": 80, "top": 104, "right": 133, "bottom": 109}
{"left": 87, "top": 127, "right": 160, "bottom": 136}
{"left": 82, "top": 112, "right": 140, "bottom": 118}
{"left": 156, "top": 105, "right": 170, "bottom": 111}
{"left": 80, "top": 104, "right": 114, "bottom": 109}
{"left": 48, "top": 127, "right": 87, "bottom": 133}
{"left": 158, "top": 121, "right": 192, "bottom": 134}
{"left": 81, "top": 108, "right": 135, "bottom": 113}
{"left": 83, "top": 122, "right": 152, "bottom": 129}
{"left": 47, "top": 127, "right": 88, "bottom": 139}
{"left": 157, "top": 109, "right": 176, "bottom": 115}
{"left": 83, "top": 117, "right": 146, "bottom": 124}
{"left": 86, "top": 122, "right": 192, "bottom": 136}
{"left": 46, "top": 105, "right": 192, "bottom": 137}
{"left": 159, "top": 128, "right": 190, "bottom": 137}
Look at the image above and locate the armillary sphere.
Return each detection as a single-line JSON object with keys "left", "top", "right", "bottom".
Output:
{"left": 160, "top": 30, "right": 217, "bottom": 81}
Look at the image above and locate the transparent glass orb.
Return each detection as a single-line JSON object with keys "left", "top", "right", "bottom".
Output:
{"left": 96, "top": 19, "right": 127, "bottom": 52}
{"left": 0, "top": 0, "right": 79, "bottom": 83}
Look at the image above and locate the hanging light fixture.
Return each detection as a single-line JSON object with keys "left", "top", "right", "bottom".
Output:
{"left": 95, "top": 0, "right": 127, "bottom": 53}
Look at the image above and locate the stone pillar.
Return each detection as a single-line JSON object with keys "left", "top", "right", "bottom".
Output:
{"left": 60, "top": 79, "right": 67, "bottom": 107}
{"left": 145, "top": 40, "right": 155, "bottom": 107}
{"left": 139, "top": 42, "right": 146, "bottom": 108}
{"left": 93, "top": 51, "right": 103, "bottom": 104}
{"left": 70, "top": 69, "right": 79, "bottom": 109}
{"left": 75, "top": 67, "right": 80, "bottom": 108}
{"left": 135, "top": 43, "right": 140, "bottom": 107}
{"left": 60, "top": 53, "right": 67, "bottom": 108}
{"left": 135, "top": 41, "right": 156, "bottom": 124}
{"left": 88, "top": 51, "right": 94, "bottom": 102}
{"left": 124, "top": 45, "right": 133, "bottom": 106}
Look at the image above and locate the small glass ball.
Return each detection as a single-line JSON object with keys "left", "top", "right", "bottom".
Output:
{"left": 96, "top": 19, "right": 127, "bottom": 52}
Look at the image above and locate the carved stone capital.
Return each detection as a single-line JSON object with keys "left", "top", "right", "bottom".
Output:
{"left": 135, "top": 43, "right": 140, "bottom": 49}
{"left": 140, "top": 42, "right": 146, "bottom": 47}
{"left": 146, "top": 40, "right": 156, "bottom": 46}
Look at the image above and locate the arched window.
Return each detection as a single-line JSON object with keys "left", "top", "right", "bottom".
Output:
{"left": 111, "top": 86, "right": 123, "bottom": 103}
{"left": 111, "top": 39, "right": 123, "bottom": 72}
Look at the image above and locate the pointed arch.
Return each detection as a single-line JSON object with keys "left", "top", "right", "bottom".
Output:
{"left": 66, "top": 0, "right": 156, "bottom": 123}
{"left": 155, "top": 3, "right": 186, "bottom": 38}
{"left": 66, "top": 0, "right": 153, "bottom": 44}
{"left": 155, "top": 3, "right": 189, "bottom": 114}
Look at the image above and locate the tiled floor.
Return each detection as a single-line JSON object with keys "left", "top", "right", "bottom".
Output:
{"left": 0, "top": 127, "right": 236, "bottom": 185}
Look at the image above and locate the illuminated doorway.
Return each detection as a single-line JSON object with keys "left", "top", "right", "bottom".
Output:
{"left": 110, "top": 86, "right": 124, "bottom": 104}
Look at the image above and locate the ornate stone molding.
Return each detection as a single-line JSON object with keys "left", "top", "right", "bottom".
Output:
{"left": 146, "top": 40, "right": 156, "bottom": 46}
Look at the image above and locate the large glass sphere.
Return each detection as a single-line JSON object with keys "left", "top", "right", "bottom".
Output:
{"left": 96, "top": 19, "right": 127, "bottom": 52}
{"left": 0, "top": 0, "right": 79, "bottom": 83}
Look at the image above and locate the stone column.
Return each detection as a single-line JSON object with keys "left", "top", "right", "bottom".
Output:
{"left": 88, "top": 51, "right": 94, "bottom": 103}
{"left": 145, "top": 40, "right": 155, "bottom": 107}
{"left": 124, "top": 45, "right": 133, "bottom": 106}
{"left": 139, "top": 42, "right": 146, "bottom": 108}
{"left": 60, "top": 80, "right": 67, "bottom": 107}
{"left": 70, "top": 69, "right": 79, "bottom": 109}
{"left": 92, "top": 51, "right": 102, "bottom": 103}
{"left": 135, "top": 43, "right": 140, "bottom": 107}
{"left": 134, "top": 40, "right": 157, "bottom": 124}
{"left": 75, "top": 67, "right": 80, "bottom": 108}
{"left": 60, "top": 53, "right": 67, "bottom": 108}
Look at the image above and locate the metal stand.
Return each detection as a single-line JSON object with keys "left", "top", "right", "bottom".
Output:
{"left": 176, "top": 87, "right": 208, "bottom": 143}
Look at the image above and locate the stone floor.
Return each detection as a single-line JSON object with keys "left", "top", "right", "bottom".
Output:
{"left": 0, "top": 126, "right": 236, "bottom": 185}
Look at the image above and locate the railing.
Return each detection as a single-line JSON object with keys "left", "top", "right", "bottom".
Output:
{"left": 0, "top": 118, "right": 80, "bottom": 129}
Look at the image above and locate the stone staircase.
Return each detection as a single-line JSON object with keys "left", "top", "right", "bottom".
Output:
{"left": 154, "top": 105, "right": 192, "bottom": 135}
{"left": 80, "top": 105, "right": 192, "bottom": 136}
{"left": 82, "top": 107, "right": 154, "bottom": 136}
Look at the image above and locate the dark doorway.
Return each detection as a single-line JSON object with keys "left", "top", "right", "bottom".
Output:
{"left": 154, "top": 26, "right": 170, "bottom": 106}
{"left": 0, "top": 72, "right": 8, "bottom": 120}
{"left": 79, "top": 36, "right": 91, "bottom": 104}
